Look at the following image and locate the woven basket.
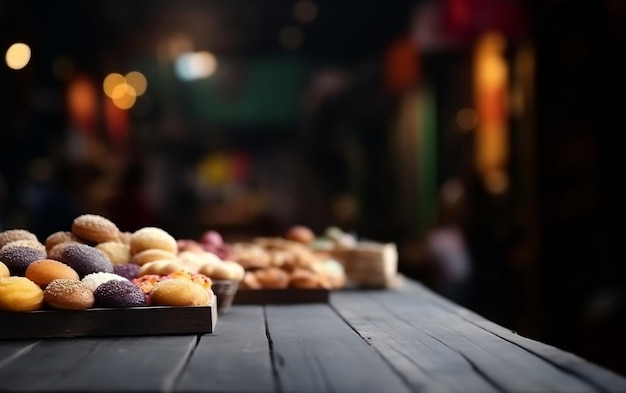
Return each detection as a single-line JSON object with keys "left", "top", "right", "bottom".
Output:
{"left": 211, "top": 280, "right": 240, "bottom": 313}
{"left": 330, "top": 242, "right": 399, "bottom": 289}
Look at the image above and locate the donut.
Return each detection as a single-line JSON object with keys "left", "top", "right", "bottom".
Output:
{"left": 113, "top": 263, "right": 141, "bottom": 280}
{"left": 0, "top": 276, "right": 44, "bottom": 312}
{"left": 130, "top": 248, "right": 178, "bottom": 266}
{"left": 71, "top": 214, "right": 121, "bottom": 244}
{"left": 60, "top": 243, "right": 114, "bottom": 278}
{"left": 0, "top": 261, "right": 9, "bottom": 278}
{"left": 0, "top": 229, "right": 38, "bottom": 249}
{"left": 81, "top": 272, "right": 128, "bottom": 292}
{"left": 45, "top": 231, "right": 81, "bottom": 252}
{"left": 285, "top": 225, "right": 315, "bottom": 244}
{"left": 0, "top": 245, "right": 46, "bottom": 276}
{"left": 138, "top": 259, "right": 183, "bottom": 277}
{"left": 1, "top": 239, "right": 46, "bottom": 254}
{"left": 96, "top": 241, "right": 132, "bottom": 265}
{"left": 130, "top": 227, "right": 177, "bottom": 255}
{"left": 149, "top": 278, "right": 210, "bottom": 306}
{"left": 25, "top": 259, "right": 80, "bottom": 288}
{"left": 44, "top": 279, "right": 95, "bottom": 310}
{"left": 288, "top": 268, "right": 321, "bottom": 289}
{"left": 94, "top": 279, "right": 147, "bottom": 308}
{"left": 254, "top": 267, "right": 289, "bottom": 289}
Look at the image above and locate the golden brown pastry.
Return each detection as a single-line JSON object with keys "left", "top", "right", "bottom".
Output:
{"left": 25, "top": 259, "right": 80, "bottom": 288}
{"left": 254, "top": 267, "right": 289, "bottom": 289}
{"left": 71, "top": 214, "right": 121, "bottom": 243}
{"left": 44, "top": 278, "right": 95, "bottom": 310}
{"left": 130, "top": 227, "right": 177, "bottom": 255}
{"left": 96, "top": 241, "right": 132, "bottom": 265}
{"left": 0, "top": 229, "right": 38, "bottom": 249}
{"left": 0, "top": 276, "right": 44, "bottom": 312}
{"left": 131, "top": 248, "right": 178, "bottom": 266}
{"left": 45, "top": 231, "right": 81, "bottom": 252}
{"left": 149, "top": 278, "right": 211, "bottom": 306}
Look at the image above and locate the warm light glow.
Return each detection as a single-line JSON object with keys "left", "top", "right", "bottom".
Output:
{"left": 103, "top": 73, "right": 126, "bottom": 98}
{"left": 456, "top": 108, "right": 478, "bottom": 132}
{"left": 279, "top": 26, "right": 303, "bottom": 50}
{"left": 5, "top": 43, "right": 31, "bottom": 70}
{"left": 473, "top": 30, "right": 509, "bottom": 184}
{"left": 111, "top": 83, "right": 137, "bottom": 110}
{"left": 125, "top": 71, "right": 147, "bottom": 96}
{"left": 67, "top": 75, "right": 98, "bottom": 135}
{"left": 484, "top": 170, "right": 509, "bottom": 194}
{"left": 175, "top": 51, "right": 218, "bottom": 81}
{"left": 294, "top": 1, "right": 318, "bottom": 23}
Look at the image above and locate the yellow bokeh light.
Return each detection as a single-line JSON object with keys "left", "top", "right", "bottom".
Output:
{"left": 125, "top": 71, "right": 147, "bottom": 96}
{"left": 5, "top": 43, "right": 31, "bottom": 70}
{"left": 111, "top": 84, "right": 137, "bottom": 110}
{"left": 103, "top": 73, "right": 126, "bottom": 98}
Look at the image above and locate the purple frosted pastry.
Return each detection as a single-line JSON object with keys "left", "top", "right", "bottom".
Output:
{"left": 94, "top": 279, "right": 147, "bottom": 308}
{"left": 113, "top": 263, "right": 141, "bottom": 280}
{"left": 61, "top": 243, "right": 114, "bottom": 278}
{"left": 0, "top": 245, "right": 46, "bottom": 276}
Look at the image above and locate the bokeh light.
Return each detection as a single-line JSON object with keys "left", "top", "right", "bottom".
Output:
{"left": 125, "top": 71, "right": 147, "bottom": 96}
{"left": 175, "top": 51, "right": 218, "bottom": 81}
{"left": 5, "top": 43, "right": 31, "bottom": 70}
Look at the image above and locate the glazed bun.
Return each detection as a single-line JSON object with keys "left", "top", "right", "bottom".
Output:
{"left": 149, "top": 279, "right": 210, "bottom": 306}
{"left": 130, "top": 227, "right": 177, "bottom": 255}
{"left": 0, "top": 276, "right": 44, "bottom": 312}
{"left": 25, "top": 259, "right": 80, "bottom": 288}
{"left": 71, "top": 214, "right": 121, "bottom": 244}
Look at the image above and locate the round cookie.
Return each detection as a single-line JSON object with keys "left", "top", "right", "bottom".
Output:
{"left": 130, "top": 227, "right": 177, "bottom": 255}
{"left": 25, "top": 259, "right": 80, "bottom": 288}
{"left": 0, "top": 276, "right": 44, "bottom": 312}
{"left": 45, "top": 231, "right": 81, "bottom": 252}
{"left": 94, "top": 279, "right": 147, "bottom": 308}
{"left": 138, "top": 259, "right": 182, "bottom": 277}
{"left": 61, "top": 243, "right": 114, "bottom": 278}
{"left": 47, "top": 241, "right": 81, "bottom": 261}
{"left": 44, "top": 279, "right": 95, "bottom": 310}
{"left": 71, "top": 214, "right": 121, "bottom": 244}
{"left": 149, "top": 278, "right": 210, "bottom": 306}
{"left": 96, "top": 241, "right": 132, "bottom": 265}
{"left": 0, "top": 229, "right": 38, "bottom": 249}
{"left": 254, "top": 267, "right": 289, "bottom": 289}
{"left": 1, "top": 239, "right": 46, "bottom": 254}
{"left": 130, "top": 248, "right": 178, "bottom": 266}
{"left": 0, "top": 245, "right": 46, "bottom": 276}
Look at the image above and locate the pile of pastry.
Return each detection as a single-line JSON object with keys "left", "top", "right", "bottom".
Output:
{"left": 228, "top": 226, "right": 347, "bottom": 290}
{"left": 0, "top": 214, "right": 243, "bottom": 312}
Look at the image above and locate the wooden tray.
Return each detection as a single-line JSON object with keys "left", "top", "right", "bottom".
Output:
{"left": 233, "top": 288, "right": 330, "bottom": 305}
{"left": 0, "top": 297, "right": 217, "bottom": 339}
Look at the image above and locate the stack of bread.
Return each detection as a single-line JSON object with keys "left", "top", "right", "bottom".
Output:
{"left": 229, "top": 226, "right": 347, "bottom": 291}
{"left": 0, "top": 214, "right": 243, "bottom": 313}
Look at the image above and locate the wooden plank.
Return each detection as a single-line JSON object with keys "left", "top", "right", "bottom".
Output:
{"left": 234, "top": 288, "right": 330, "bottom": 304}
{"left": 0, "top": 297, "right": 217, "bottom": 339}
{"left": 333, "top": 285, "right": 603, "bottom": 393}
{"left": 400, "top": 279, "right": 626, "bottom": 393}
{"left": 0, "top": 336, "right": 197, "bottom": 392}
{"left": 0, "top": 340, "right": 40, "bottom": 368}
{"left": 177, "top": 306, "right": 275, "bottom": 393}
{"left": 265, "top": 304, "right": 412, "bottom": 393}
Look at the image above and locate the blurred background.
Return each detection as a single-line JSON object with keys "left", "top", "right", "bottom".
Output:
{"left": 1, "top": 0, "right": 625, "bottom": 376}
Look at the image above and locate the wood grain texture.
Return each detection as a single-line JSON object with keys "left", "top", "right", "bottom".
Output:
{"left": 332, "top": 280, "right": 625, "bottom": 393}
{"left": 177, "top": 306, "right": 276, "bottom": 393}
{"left": 265, "top": 304, "right": 412, "bottom": 393}
{"left": 0, "top": 336, "right": 197, "bottom": 392}
{"left": 400, "top": 279, "right": 626, "bottom": 393}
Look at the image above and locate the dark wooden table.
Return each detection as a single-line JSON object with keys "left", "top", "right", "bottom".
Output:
{"left": 1, "top": 276, "right": 625, "bottom": 393}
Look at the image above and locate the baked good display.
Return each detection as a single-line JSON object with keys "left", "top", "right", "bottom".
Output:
{"left": 0, "top": 229, "right": 38, "bottom": 249}
{"left": 43, "top": 279, "right": 95, "bottom": 310}
{"left": 60, "top": 243, "right": 114, "bottom": 278}
{"left": 0, "top": 276, "right": 45, "bottom": 312}
{"left": 0, "top": 244, "right": 46, "bottom": 276}
{"left": 25, "top": 259, "right": 80, "bottom": 288}
{"left": 71, "top": 214, "right": 121, "bottom": 244}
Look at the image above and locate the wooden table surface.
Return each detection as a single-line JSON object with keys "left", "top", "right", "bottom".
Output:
{"left": 1, "top": 276, "right": 625, "bottom": 393}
